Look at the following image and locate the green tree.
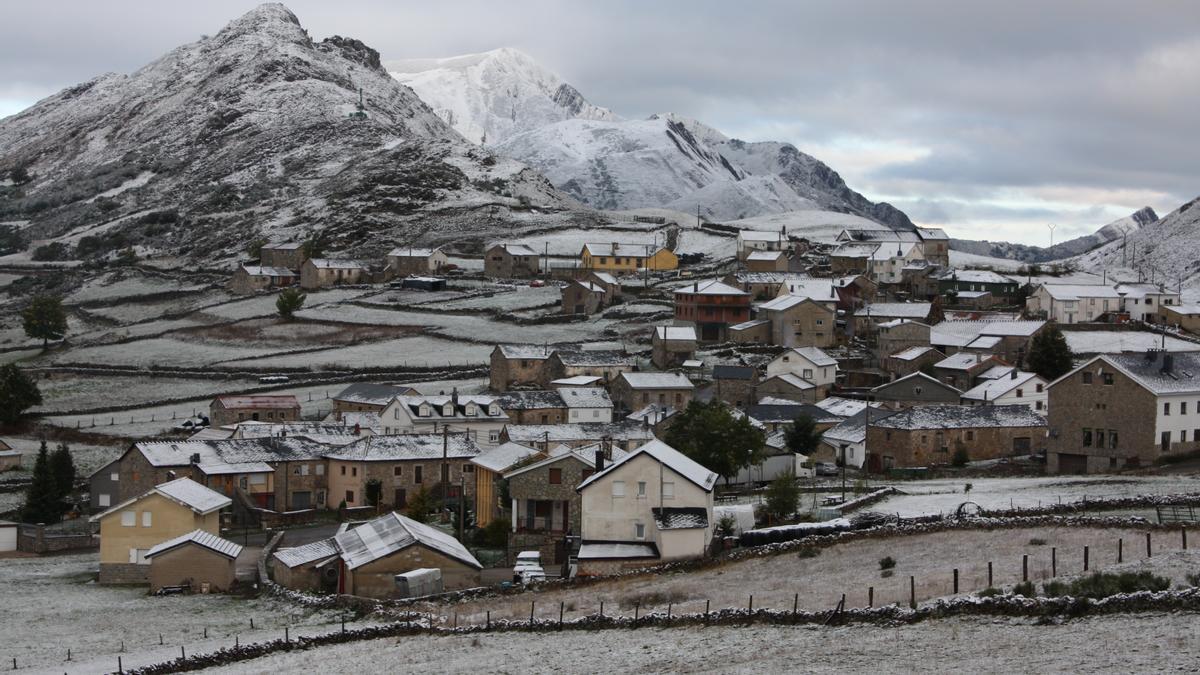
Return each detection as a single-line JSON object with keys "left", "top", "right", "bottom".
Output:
{"left": 0, "top": 225, "right": 23, "bottom": 256}
{"left": 49, "top": 442, "right": 76, "bottom": 501}
{"left": 23, "top": 441, "right": 61, "bottom": 524}
{"left": 0, "top": 364, "right": 42, "bottom": 424}
{"left": 246, "top": 237, "right": 267, "bottom": 261}
{"left": 21, "top": 295, "right": 68, "bottom": 347}
{"left": 10, "top": 165, "right": 31, "bottom": 185}
{"left": 925, "top": 294, "right": 945, "bottom": 325}
{"left": 663, "top": 401, "right": 766, "bottom": 485}
{"left": 276, "top": 287, "right": 306, "bottom": 320}
{"left": 763, "top": 471, "right": 801, "bottom": 522}
{"left": 405, "top": 486, "right": 435, "bottom": 523}
{"left": 784, "top": 413, "right": 822, "bottom": 457}
{"left": 302, "top": 229, "right": 330, "bottom": 259}
{"left": 1027, "top": 324, "right": 1074, "bottom": 380}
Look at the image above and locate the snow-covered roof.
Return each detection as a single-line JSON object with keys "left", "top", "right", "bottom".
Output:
{"left": 1064, "top": 331, "right": 1200, "bottom": 355}
{"left": 759, "top": 294, "right": 828, "bottom": 312}
{"left": 626, "top": 404, "right": 677, "bottom": 425}
{"left": 774, "top": 346, "right": 837, "bottom": 368}
{"left": 196, "top": 460, "right": 274, "bottom": 476}
{"left": 578, "top": 542, "right": 659, "bottom": 559}
{"left": 92, "top": 477, "right": 230, "bottom": 522}
{"left": 965, "top": 335, "right": 1003, "bottom": 349}
{"left": 146, "top": 529, "right": 243, "bottom": 560}
{"left": 942, "top": 269, "right": 1013, "bottom": 284}
{"left": 240, "top": 265, "right": 296, "bottom": 277}
{"left": 471, "top": 441, "right": 542, "bottom": 473}
{"left": 133, "top": 438, "right": 333, "bottom": 468}
{"left": 589, "top": 271, "right": 619, "bottom": 286}
{"left": 307, "top": 258, "right": 369, "bottom": 270}
{"left": 554, "top": 350, "right": 635, "bottom": 367}
{"left": 839, "top": 228, "right": 923, "bottom": 243}
{"left": 496, "top": 390, "right": 566, "bottom": 410}
{"left": 861, "top": 303, "right": 931, "bottom": 319}
{"left": 619, "top": 371, "right": 694, "bottom": 389}
{"left": 262, "top": 241, "right": 304, "bottom": 251}
{"left": 654, "top": 326, "right": 697, "bottom": 342}
{"left": 762, "top": 373, "right": 815, "bottom": 390}
{"left": 730, "top": 318, "right": 770, "bottom": 331}
{"left": 578, "top": 439, "right": 718, "bottom": 492}
{"left": 778, "top": 277, "right": 841, "bottom": 300}
{"left": 712, "top": 365, "right": 756, "bottom": 380}
{"left": 504, "top": 422, "right": 656, "bottom": 444}
{"left": 673, "top": 279, "right": 749, "bottom": 296}
{"left": 325, "top": 434, "right": 480, "bottom": 462}
{"left": 870, "top": 405, "right": 1046, "bottom": 430}
{"left": 503, "top": 443, "right": 628, "bottom": 479}
{"left": 822, "top": 408, "right": 898, "bottom": 445}
{"left": 931, "top": 320, "right": 1045, "bottom": 347}
{"left": 746, "top": 250, "right": 785, "bottom": 261}
{"left": 557, "top": 387, "right": 612, "bottom": 408}
{"left": 1162, "top": 304, "right": 1200, "bottom": 316}
{"left": 889, "top": 346, "right": 939, "bottom": 361}
{"left": 738, "top": 230, "right": 788, "bottom": 241}
{"left": 491, "top": 243, "right": 538, "bottom": 256}
{"left": 334, "top": 382, "right": 418, "bottom": 406}
{"left": 496, "top": 344, "right": 554, "bottom": 360}
{"left": 581, "top": 243, "right": 666, "bottom": 258}
{"left": 335, "top": 512, "right": 481, "bottom": 571}
{"left": 214, "top": 395, "right": 300, "bottom": 410}
{"left": 961, "top": 371, "right": 1044, "bottom": 401}
{"left": 387, "top": 247, "right": 441, "bottom": 257}
{"left": 915, "top": 227, "right": 949, "bottom": 240}
{"left": 568, "top": 280, "right": 606, "bottom": 293}
{"left": 550, "top": 375, "right": 602, "bottom": 386}
{"left": 1068, "top": 353, "right": 1200, "bottom": 395}
{"left": 978, "top": 364, "right": 1016, "bottom": 380}
{"left": 1039, "top": 283, "right": 1122, "bottom": 300}
{"left": 273, "top": 538, "right": 340, "bottom": 568}
{"left": 814, "top": 396, "right": 878, "bottom": 417}
{"left": 652, "top": 507, "right": 709, "bottom": 530}
{"left": 957, "top": 291, "right": 992, "bottom": 299}
{"left": 871, "top": 371, "right": 961, "bottom": 395}
{"left": 747, "top": 403, "right": 840, "bottom": 425}
{"left": 1114, "top": 283, "right": 1179, "bottom": 299}
{"left": 935, "top": 352, "right": 999, "bottom": 371}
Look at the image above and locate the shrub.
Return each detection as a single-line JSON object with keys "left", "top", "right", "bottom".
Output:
{"left": 1186, "top": 572, "right": 1200, "bottom": 587}
{"left": 1012, "top": 581, "right": 1036, "bottom": 597}
{"left": 879, "top": 556, "right": 896, "bottom": 570}
{"left": 715, "top": 514, "right": 738, "bottom": 538}
{"left": 881, "top": 569, "right": 894, "bottom": 578}
{"left": 951, "top": 446, "right": 970, "bottom": 467}
{"left": 963, "top": 482, "right": 973, "bottom": 494}
{"left": 1067, "top": 571, "right": 1170, "bottom": 599}
{"left": 1042, "top": 580, "right": 1069, "bottom": 597}
{"left": 976, "top": 587, "right": 1001, "bottom": 598}
{"left": 31, "top": 242, "right": 70, "bottom": 261}
{"left": 796, "top": 547, "right": 821, "bottom": 559}
{"left": 1028, "top": 537, "right": 1047, "bottom": 546}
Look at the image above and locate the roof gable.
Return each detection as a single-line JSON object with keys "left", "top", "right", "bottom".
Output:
{"left": 577, "top": 439, "right": 717, "bottom": 493}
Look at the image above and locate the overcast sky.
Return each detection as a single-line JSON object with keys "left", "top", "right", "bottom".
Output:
{"left": 3, "top": 1, "right": 1197, "bottom": 245}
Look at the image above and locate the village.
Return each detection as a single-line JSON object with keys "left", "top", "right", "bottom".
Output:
{"left": 3, "top": 215, "right": 1200, "bottom": 672}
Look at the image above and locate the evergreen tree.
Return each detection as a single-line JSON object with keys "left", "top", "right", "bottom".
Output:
{"left": 784, "top": 413, "right": 822, "bottom": 457}
{"left": 246, "top": 238, "right": 266, "bottom": 261}
{"left": 925, "top": 294, "right": 945, "bottom": 325}
{"left": 302, "top": 229, "right": 330, "bottom": 259}
{"left": 663, "top": 401, "right": 766, "bottom": 485}
{"left": 0, "top": 364, "right": 43, "bottom": 424}
{"left": 276, "top": 287, "right": 307, "bottom": 320}
{"left": 21, "top": 295, "right": 68, "bottom": 347}
{"left": 405, "top": 486, "right": 435, "bottom": 523}
{"left": 49, "top": 442, "right": 76, "bottom": 501}
{"left": 763, "top": 471, "right": 801, "bottom": 522}
{"left": 1027, "top": 324, "right": 1074, "bottom": 380}
{"left": 23, "top": 441, "right": 62, "bottom": 524}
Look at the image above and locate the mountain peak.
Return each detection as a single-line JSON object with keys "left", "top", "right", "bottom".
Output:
{"left": 1130, "top": 205, "right": 1159, "bottom": 226}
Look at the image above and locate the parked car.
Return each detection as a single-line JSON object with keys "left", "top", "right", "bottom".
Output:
{"left": 513, "top": 550, "right": 542, "bottom": 582}
{"left": 529, "top": 279, "right": 546, "bottom": 287}
{"left": 815, "top": 462, "right": 839, "bottom": 476}
{"left": 174, "top": 416, "right": 209, "bottom": 430}
{"left": 518, "top": 568, "right": 546, "bottom": 585}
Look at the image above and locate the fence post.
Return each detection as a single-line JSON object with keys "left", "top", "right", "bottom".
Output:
{"left": 203, "top": 627, "right": 207, "bottom": 639}
{"left": 868, "top": 586, "right": 874, "bottom": 607}
{"left": 235, "top": 635, "right": 239, "bottom": 647}
{"left": 285, "top": 626, "right": 289, "bottom": 642}
{"left": 1022, "top": 554, "right": 1028, "bottom": 582}
{"left": 793, "top": 593, "right": 799, "bottom": 618}
{"left": 749, "top": 594, "right": 754, "bottom": 612}
{"left": 67, "top": 649, "right": 71, "bottom": 662}
{"left": 1184, "top": 526, "right": 1188, "bottom": 550}
{"left": 181, "top": 646, "right": 186, "bottom": 659}
{"left": 159, "top": 633, "right": 163, "bottom": 645}
{"left": 118, "top": 656, "right": 122, "bottom": 674}
{"left": 953, "top": 569, "right": 959, "bottom": 594}
{"left": 1084, "top": 546, "right": 1089, "bottom": 572}
{"left": 531, "top": 601, "right": 536, "bottom": 624}
{"left": 250, "top": 617, "right": 254, "bottom": 630}
{"left": 1052, "top": 548, "right": 1057, "bottom": 577}
{"left": 667, "top": 603, "right": 672, "bottom": 621}
{"left": 1147, "top": 531, "right": 1152, "bottom": 557}
{"left": 705, "top": 599, "right": 710, "bottom": 624}
{"left": 454, "top": 613, "right": 458, "bottom": 630}
{"left": 558, "top": 602, "right": 564, "bottom": 630}
{"left": 599, "top": 601, "right": 603, "bottom": 618}
{"left": 909, "top": 576, "right": 915, "bottom": 607}
{"left": 634, "top": 602, "right": 639, "bottom": 625}
{"left": 1118, "top": 538, "right": 1123, "bottom": 563}
{"left": 987, "top": 561, "right": 993, "bottom": 587}
{"left": 486, "top": 611, "right": 490, "bottom": 629}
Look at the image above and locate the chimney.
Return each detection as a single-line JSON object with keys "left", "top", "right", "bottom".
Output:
{"left": 353, "top": 423, "right": 361, "bottom": 435}
{"left": 693, "top": 281, "right": 698, "bottom": 292}
{"left": 1162, "top": 354, "right": 1174, "bottom": 374}
{"left": 189, "top": 453, "right": 201, "bottom": 465}
{"left": 1011, "top": 369, "right": 1018, "bottom": 380}
{"left": 611, "top": 242, "right": 618, "bottom": 254}
{"left": 452, "top": 387, "right": 460, "bottom": 407}
{"left": 594, "top": 448, "right": 605, "bottom": 472}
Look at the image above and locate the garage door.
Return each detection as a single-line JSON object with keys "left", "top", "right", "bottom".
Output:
{"left": 0, "top": 526, "right": 19, "bottom": 552}
{"left": 1056, "top": 453, "right": 1089, "bottom": 474}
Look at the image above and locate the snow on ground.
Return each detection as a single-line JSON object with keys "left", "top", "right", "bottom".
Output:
{"left": 675, "top": 228, "right": 736, "bottom": 258}
{"left": 0, "top": 553, "right": 373, "bottom": 675}
{"left": 205, "top": 612, "right": 1199, "bottom": 674}
{"left": 31, "top": 374, "right": 261, "bottom": 414}
{"left": 66, "top": 274, "right": 209, "bottom": 304}
{"left": 725, "top": 210, "right": 885, "bottom": 244}
{"left": 216, "top": 336, "right": 492, "bottom": 370}
{"left": 436, "top": 285, "right": 561, "bottom": 312}
{"left": 293, "top": 306, "right": 624, "bottom": 344}
{"left": 0, "top": 437, "right": 124, "bottom": 475}
{"left": 43, "top": 338, "right": 286, "bottom": 368}
{"left": 1063, "top": 330, "right": 1200, "bottom": 355}
{"left": 85, "top": 291, "right": 238, "bottom": 324}
{"left": 83, "top": 170, "right": 155, "bottom": 203}
{"left": 875, "top": 475, "right": 1200, "bottom": 518}
{"left": 197, "top": 288, "right": 373, "bottom": 322}
{"left": 947, "top": 249, "right": 1027, "bottom": 272}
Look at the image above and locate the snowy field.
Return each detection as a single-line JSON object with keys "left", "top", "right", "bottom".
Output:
{"left": 875, "top": 475, "right": 1200, "bottom": 517}
{"left": 31, "top": 374, "right": 261, "bottom": 414}
{"left": 66, "top": 274, "right": 210, "bottom": 304}
{"left": 294, "top": 305, "right": 627, "bottom": 344}
{"left": 212, "top": 602, "right": 1199, "bottom": 674}
{"left": 0, "top": 554, "right": 373, "bottom": 675}
{"left": 216, "top": 336, "right": 492, "bottom": 370}
{"left": 726, "top": 210, "right": 886, "bottom": 244}
{"left": 43, "top": 338, "right": 288, "bottom": 368}
{"left": 1063, "top": 330, "right": 1200, "bottom": 355}
{"left": 947, "top": 249, "right": 1026, "bottom": 272}
{"left": 675, "top": 228, "right": 736, "bottom": 258}
{"left": 0, "top": 437, "right": 124, "bottom": 476}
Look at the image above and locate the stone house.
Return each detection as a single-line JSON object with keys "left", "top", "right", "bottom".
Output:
{"left": 870, "top": 372, "right": 962, "bottom": 409}
{"left": 470, "top": 442, "right": 542, "bottom": 528}
{"left": 227, "top": 265, "right": 297, "bottom": 295}
{"left": 0, "top": 440, "right": 20, "bottom": 472}
{"left": 329, "top": 512, "right": 481, "bottom": 597}
{"left": 1159, "top": 304, "right": 1200, "bottom": 335}
{"left": 929, "top": 320, "right": 1046, "bottom": 365}
{"left": 270, "top": 539, "right": 341, "bottom": 593}
{"left": 932, "top": 352, "right": 1006, "bottom": 391}
{"left": 610, "top": 372, "right": 695, "bottom": 412}
{"left": 299, "top": 258, "right": 371, "bottom": 290}
{"left": 145, "top": 530, "right": 243, "bottom": 593}
{"left": 495, "top": 390, "right": 568, "bottom": 425}
{"left": 756, "top": 295, "right": 837, "bottom": 349}
{"left": 558, "top": 387, "right": 614, "bottom": 423}
{"left": 1046, "top": 352, "right": 1200, "bottom": 474}
{"left": 877, "top": 320, "right": 932, "bottom": 360}
{"left": 386, "top": 247, "right": 448, "bottom": 277}
{"left": 586, "top": 271, "right": 622, "bottom": 303}
{"left": 710, "top": 365, "right": 758, "bottom": 409}
{"left": 90, "top": 478, "right": 229, "bottom": 584}
{"left": 938, "top": 270, "right": 1020, "bottom": 304}
{"left": 854, "top": 303, "right": 933, "bottom": 337}
{"left": 961, "top": 370, "right": 1048, "bottom": 412}
{"left": 332, "top": 383, "right": 420, "bottom": 417}
{"left": 323, "top": 434, "right": 480, "bottom": 511}
{"left": 915, "top": 227, "right": 951, "bottom": 266}
{"left": 652, "top": 326, "right": 698, "bottom": 369}
{"left": 484, "top": 243, "right": 541, "bottom": 278}
{"left": 547, "top": 350, "right": 636, "bottom": 385}
{"left": 745, "top": 250, "right": 788, "bottom": 272}
{"left": 490, "top": 345, "right": 555, "bottom": 392}
{"left": 210, "top": 395, "right": 301, "bottom": 427}
{"left": 883, "top": 346, "right": 945, "bottom": 380}
{"left": 576, "top": 440, "right": 717, "bottom": 575}
{"left": 561, "top": 279, "right": 608, "bottom": 315}
{"left": 746, "top": 403, "right": 842, "bottom": 434}
{"left": 728, "top": 318, "right": 771, "bottom": 344}
{"left": 864, "top": 405, "right": 1046, "bottom": 472}
{"left": 736, "top": 229, "right": 791, "bottom": 260}
{"left": 259, "top": 242, "right": 307, "bottom": 270}
{"left": 756, "top": 373, "right": 817, "bottom": 404}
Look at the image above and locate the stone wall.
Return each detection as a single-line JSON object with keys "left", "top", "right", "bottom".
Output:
{"left": 100, "top": 562, "right": 149, "bottom": 584}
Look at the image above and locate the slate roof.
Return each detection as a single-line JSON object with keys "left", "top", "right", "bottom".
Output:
{"left": 814, "top": 396, "right": 878, "bottom": 417}
{"left": 262, "top": 241, "right": 304, "bottom": 251}
{"left": 324, "top": 434, "right": 480, "bottom": 462}
{"left": 759, "top": 294, "right": 829, "bottom": 312}
{"left": 673, "top": 280, "right": 749, "bottom": 296}
{"left": 471, "top": 442, "right": 543, "bottom": 473}
{"left": 712, "top": 365, "right": 756, "bottom": 380}
{"left": 335, "top": 512, "right": 481, "bottom": 571}
{"left": 861, "top": 303, "right": 932, "bottom": 319}
{"left": 554, "top": 350, "right": 635, "bottom": 367}
{"left": 557, "top": 387, "right": 612, "bottom": 408}
{"left": 961, "top": 371, "right": 1045, "bottom": 401}
{"left": 577, "top": 439, "right": 718, "bottom": 492}
{"left": 652, "top": 507, "right": 709, "bottom": 530}
{"left": 146, "top": 529, "right": 243, "bottom": 560}
{"left": 890, "top": 346, "right": 939, "bottom": 361}
{"left": 978, "top": 364, "right": 1017, "bottom": 380}
{"left": 91, "top": 478, "right": 230, "bottom": 522}
{"left": 492, "top": 243, "right": 538, "bottom": 256}
{"left": 761, "top": 373, "right": 815, "bottom": 391}
{"left": 626, "top": 404, "right": 677, "bottom": 425}
{"left": 1081, "top": 352, "right": 1200, "bottom": 395}
{"left": 871, "top": 371, "right": 962, "bottom": 396}
{"left": 133, "top": 438, "right": 331, "bottom": 467}
{"left": 581, "top": 243, "right": 667, "bottom": 258}
{"left": 747, "top": 404, "right": 840, "bottom": 425}
{"left": 822, "top": 408, "right": 899, "bottom": 445}
{"left": 654, "top": 326, "right": 698, "bottom": 341}
{"left": 941, "top": 270, "right": 1013, "bottom": 284}
{"left": 870, "top": 404, "right": 1046, "bottom": 430}
{"left": 775, "top": 346, "right": 838, "bottom": 368}
{"left": 214, "top": 395, "right": 300, "bottom": 410}
{"left": 495, "top": 390, "right": 566, "bottom": 410}
{"left": 935, "top": 352, "right": 999, "bottom": 371}
{"left": 273, "top": 538, "right": 340, "bottom": 568}
{"left": 504, "top": 422, "right": 657, "bottom": 444}
{"left": 307, "top": 258, "right": 369, "bottom": 270}
{"left": 730, "top": 319, "right": 770, "bottom": 331}
{"left": 240, "top": 265, "right": 296, "bottom": 277}
{"left": 619, "top": 372, "right": 694, "bottom": 389}
{"left": 334, "top": 383, "right": 419, "bottom": 406}
{"left": 387, "top": 247, "right": 440, "bottom": 257}
{"left": 495, "top": 344, "right": 554, "bottom": 360}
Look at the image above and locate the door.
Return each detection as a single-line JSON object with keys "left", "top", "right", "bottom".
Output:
{"left": 292, "top": 491, "right": 311, "bottom": 509}
{"left": 1057, "top": 453, "right": 1088, "bottom": 474}
{"left": 394, "top": 489, "right": 407, "bottom": 508}
{"left": 1013, "top": 437, "right": 1031, "bottom": 454}
{"left": 0, "top": 526, "right": 15, "bottom": 552}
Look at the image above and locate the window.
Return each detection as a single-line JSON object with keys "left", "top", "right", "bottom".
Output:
{"left": 250, "top": 474, "right": 266, "bottom": 485}
{"left": 1082, "top": 372, "right": 1093, "bottom": 384}
{"left": 1183, "top": 402, "right": 1189, "bottom": 415}
{"left": 1036, "top": 401, "right": 1044, "bottom": 411}
{"left": 593, "top": 409, "right": 600, "bottom": 418}
{"left": 803, "top": 369, "right": 814, "bottom": 379}
{"left": 612, "top": 480, "right": 625, "bottom": 497}
{"left": 662, "top": 481, "right": 675, "bottom": 499}
{"left": 1165, "top": 402, "right": 1171, "bottom": 416}
{"left": 637, "top": 481, "right": 647, "bottom": 498}
{"left": 110, "top": 472, "right": 119, "bottom": 482}
{"left": 1110, "top": 430, "right": 1119, "bottom": 449}
{"left": 414, "top": 466, "right": 423, "bottom": 484}
{"left": 914, "top": 386, "right": 923, "bottom": 395}
{"left": 464, "top": 464, "right": 474, "bottom": 473}
{"left": 393, "top": 466, "right": 403, "bottom": 477}
{"left": 340, "top": 466, "right": 346, "bottom": 476}
{"left": 549, "top": 468, "right": 562, "bottom": 484}
{"left": 1102, "top": 373, "right": 1114, "bottom": 385}
{"left": 465, "top": 405, "right": 476, "bottom": 417}
{"left": 966, "top": 431, "right": 975, "bottom": 441}
{"left": 1162, "top": 431, "right": 1171, "bottom": 452}
{"left": 1096, "top": 430, "right": 1106, "bottom": 448}
{"left": 1016, "top": 389, "right": 1024, "bottom": 398}
{"left": 634, "top": 522, "right": 646, "bottom": 539}
{"left": 121, "top": 511, "right": 136, "bottom": 527}
{"left": 1036, "top": 384, "right": 1044, "bottom": 393}
{"left": 300, "top": 464, "right": 310, "bottom": 476}
{"left": 345, "top": 490, "right": 355, "bottom": 503}
{"left": 315, "top": 464, "right": 324, "bottom": 476}
{"left": 1195, "top": 429, "right": 1200, "bottom": 442}
{"left": 489, "top": 430, "right": 501, "bottom": 443}
{"left": 351, "top": 467, "right": 358, "bottom": 477}
{"left": 1082, "top": 428, "right": 1093, "bottom": 447}
{"left": 142, "top": 511, "right": 152, "bottom": 527}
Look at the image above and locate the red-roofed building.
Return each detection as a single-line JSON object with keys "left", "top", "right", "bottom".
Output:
{"left": 673, "top": 280, "right": 752, "bottom": 342}
{"left": 210, "top": 395, "right": 301, "bottom": 426}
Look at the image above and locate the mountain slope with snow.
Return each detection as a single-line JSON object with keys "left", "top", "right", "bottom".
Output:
{"left": 389, "top": 48, "right": 617, "bottom": 146}
{"left": 1072, "top": 199, "right": 1200, "bottom": 295}
{"left": 0, "top": 5, "right": 583, "bottom": 263}
{"left": 950, "top": 207, "right": 1159, "bottom": 263}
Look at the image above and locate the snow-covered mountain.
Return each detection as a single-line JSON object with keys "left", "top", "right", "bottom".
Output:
{"left": 393, "top": 50, "right": 915, "bottom": 227}
{"left": 0, "top": 4, "right": 583, "bottom": 263}
{"left": 1073, "top": 199, "right": 1200, "bottom": 291}
{"left": 950, "top": 207, "right": 1159, "bottom": 263}
{"left": 388, "top": 48, "right": 617, "bottom": 146}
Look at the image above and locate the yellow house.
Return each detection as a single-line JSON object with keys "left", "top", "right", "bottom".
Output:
{"left": 469, "top": 442, "right": 542, "bottom": 527}
{"left": 90, "top": 477, "right": 230, "bottom": 584}
{"left": 581, "top": 243, "right": 678, "bottom": 273}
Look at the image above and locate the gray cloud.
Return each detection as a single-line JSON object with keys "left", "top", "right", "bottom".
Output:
{"left": 1, "top": 0, "right": 1197, "bottom": 244}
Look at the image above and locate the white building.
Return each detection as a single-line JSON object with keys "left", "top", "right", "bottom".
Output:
{"left": 557, "top": 387, "right": 614, "bottom": 423}
{"left": 765, "top": 347, "right": 838, "bottom": 390}
{"left": 960, "top": 370, "right": 1049, "bottom": 412}
{"left": 1025, "top": 284, "right": 1122, "bottom": 324}
{"left": 576, "top": 440, "right": 717, "bottom": 575}
{"left": 736, "top": 229, "right": 790, "bottom": 260}
{"left": 379, "top": 394, "right": 508, "bottom": 445}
